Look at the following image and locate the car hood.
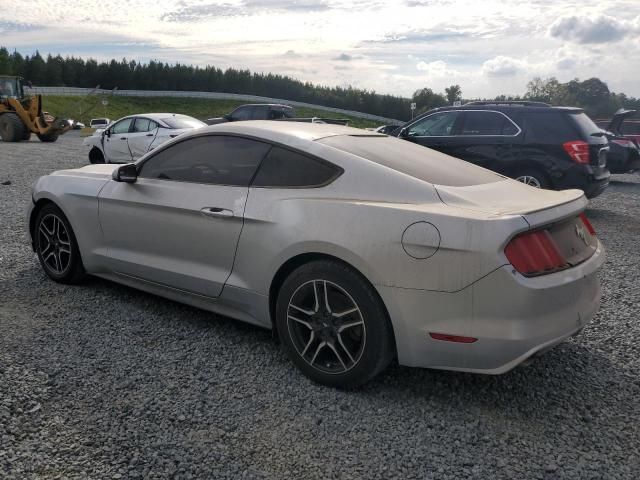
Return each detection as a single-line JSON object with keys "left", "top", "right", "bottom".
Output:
{"left": 51, "top": 163, "right": 120, "bottom": 180}
{"left": 607, "top": 108, "right": 637, "bottom": 135}
{"left": 435, "top": 179, "right": 587, "bottom": 228}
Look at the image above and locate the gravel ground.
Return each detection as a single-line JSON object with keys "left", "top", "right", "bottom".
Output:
{"left": 1, "top": 132, "right": 639, "bottom": 479}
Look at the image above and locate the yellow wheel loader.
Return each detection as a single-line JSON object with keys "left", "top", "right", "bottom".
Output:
{"left": 0, "top": 75, "right": 71, "bottom": 143}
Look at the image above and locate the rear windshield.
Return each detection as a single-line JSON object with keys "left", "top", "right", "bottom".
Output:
{"left": 570, "top": 112, "right": 601, "bottom": 136}
{"left": 318, "top": 135, "right": 503, "bottom": 187}
{"left": 162, "top": 115, "right": 206, "bottom": 129}
{"left": 91, "top": 119, "right": 107, "bottom": 125}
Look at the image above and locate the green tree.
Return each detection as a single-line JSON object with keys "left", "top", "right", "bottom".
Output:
{"left": 444, "top": 84, "right": 462, "bottom": 104}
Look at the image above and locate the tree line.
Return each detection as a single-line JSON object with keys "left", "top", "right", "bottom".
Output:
{"left": 1, "top": 47, "right": 638, "bottom": 121}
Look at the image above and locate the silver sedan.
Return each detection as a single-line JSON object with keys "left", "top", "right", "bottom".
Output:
{"left": 27, "top": 121, "right": 605, "bottom": 388}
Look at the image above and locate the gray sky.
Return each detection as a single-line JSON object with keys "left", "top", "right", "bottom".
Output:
{"left": 1, "top": 0, "right": 639, "bottom": 98}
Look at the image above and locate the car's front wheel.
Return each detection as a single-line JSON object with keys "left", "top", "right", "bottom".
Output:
{"left": 34, "top": 204, "right": 85, "bottom": 284}
{"left": 276, "top": 260, "right": 395, "bottom": 388}
{"left": 89, "top": 147, "right": 105, "bottom": 164}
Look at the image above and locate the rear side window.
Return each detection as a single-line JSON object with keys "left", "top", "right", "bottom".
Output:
{"left": 251, "top": 147, "right": 342, "bottom": 188}
{"left": 460, "top": 111, "right": 519, "bottom": 136}
{"left": 569, "top": 112, "right": 601, "bottom": 137}
{"left": 139, "top": 135, "right": 270, "bottom": 186}
{"left": 524, "top": 112, "right": 579, "bottom": 143}
{"left": 132, "top": 118, "right": 158, "bottom": 133}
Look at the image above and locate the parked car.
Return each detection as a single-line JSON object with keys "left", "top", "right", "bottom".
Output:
{"left": 83, "top": 113, "right": 205, "bottom": 164}
{"left": 28, "top": 121, "right": 604, "bottom": 388}
{"left": 72, "top": 121, "right": 85, "bottom": 130}
{"left": 594, "top": 109, "right": 640, "bottom": 173}
{"left": 595, "top": 109, "right": 640, "bottom": 147}
{"left": 393, "top": 101, "right": 610, "bottom": 198}
{"left": 206, "top": 103, "right": 349, "bottom": 126}
{"left": 89, "top": 118, "right": 110, "bottom": 130}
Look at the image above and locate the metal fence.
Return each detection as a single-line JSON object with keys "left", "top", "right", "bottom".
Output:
{"left": 25, "top": 86, "right": 403, "bottom": 125}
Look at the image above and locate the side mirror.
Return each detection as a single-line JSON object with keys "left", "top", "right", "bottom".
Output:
{"left": 112, "top": 164, "right": 138, "bottom": 183}
{"left": 223, "top": 114, "right": 232, "bottom": 121}
{"left": 104, "top": 129, "right": 111, "bottom": 137}
{"left": 398, "top": 127, "right": 408, "bottom": 138}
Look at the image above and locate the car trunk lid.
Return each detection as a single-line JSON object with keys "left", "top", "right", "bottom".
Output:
{"left": 607, "top": 108, "right": 637, "bottom": 136}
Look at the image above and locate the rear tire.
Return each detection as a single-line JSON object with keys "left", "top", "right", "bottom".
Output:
{"left": 513, "top": 168, "right": 550, "bottom": 189}
{"left": 89, "top": 147, "right": 105, "bottom": 164}
{"left": 37, "top": 133, "right": 59, "bottom": 143}
{"left": 0, "top": 113, "right": 26, "bottom": 142}
{"left": 34, "top": 203, "right": 85, "bottom": 284}
{"left": 276, "top": 260, "right": 394, "bottom": 388}
{"left": 22, "top": 129, "right": 31, "bottom": 141}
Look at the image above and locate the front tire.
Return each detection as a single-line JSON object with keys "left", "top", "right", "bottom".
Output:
{"left": 276, "top": 260, "right": 394, "bottom": 388}
{"left": 34, "top": 204, "right": 85, "bottom": 284}
{"left": 0, "top": 113, "right": 26, "bottom": 142}
{"left": 88, "top": 147, "right": 105, "bottom": 164}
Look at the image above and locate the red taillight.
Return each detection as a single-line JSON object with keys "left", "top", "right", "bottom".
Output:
{"left": 563, "top": 140, "right": 590, "bottom": 164}
{"left": 579, "top": 212, "right": 596, "bottom": 236}
{"left": 504, "top": 230, "right": 567, "bottom": 276}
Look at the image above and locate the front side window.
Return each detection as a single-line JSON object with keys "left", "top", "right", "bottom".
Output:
{"left": 139, "top": 135, "right": 270, "bottom": 186}
{"left": 252, "top": 147, "right": 342, "bottom": 188}
{"left": 407, "top": 111, "right": 460, "bottom": 137}
{"left": 111, "top": 118, "right": 133, "bottom": 135}
{"left": 460, "top": 111, "right": 518, "bottom": 136}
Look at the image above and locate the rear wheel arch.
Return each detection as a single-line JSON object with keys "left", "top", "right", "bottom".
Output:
{"left": 268, "top": 252, "right": 396, "bottom": 354}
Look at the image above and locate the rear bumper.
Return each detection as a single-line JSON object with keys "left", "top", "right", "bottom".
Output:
{"left": 555, "top": 165, "right": 610, "bottom": 199}
{"left": 378, "top": 240, "right": 605, "bottom": 373}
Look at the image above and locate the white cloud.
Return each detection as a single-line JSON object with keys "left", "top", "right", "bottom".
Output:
{"left": 549, "top": 15, "right": 639, "bottom": 44}
{"left": 481, "top": 56, "right": 527, "bottom": 77}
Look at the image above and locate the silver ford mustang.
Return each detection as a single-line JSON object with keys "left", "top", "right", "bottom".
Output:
{"left": 27, "top": 121, "right": 605, "bottom": 388}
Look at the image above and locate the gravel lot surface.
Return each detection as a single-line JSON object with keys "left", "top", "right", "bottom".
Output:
{"left": 1, "top": 132, "right": 639, "bottom": 479}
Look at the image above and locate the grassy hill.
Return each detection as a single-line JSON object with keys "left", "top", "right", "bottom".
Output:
{"left": 41, "top": 95, "right": 381, "bottom": 129}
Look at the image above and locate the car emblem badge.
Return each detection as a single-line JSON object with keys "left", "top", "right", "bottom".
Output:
{"left": 575, "top": 224, "right": 589, "bottom": 245}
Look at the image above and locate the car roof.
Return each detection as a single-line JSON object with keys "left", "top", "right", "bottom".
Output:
{"left": 237, "top": 104, "right": 293, "bottom": 108}
{"left": 195, "top": 120, "right": 384, "bottom": 143}
{"left": 417, "top": 104, "right": 584, "bottom": 119}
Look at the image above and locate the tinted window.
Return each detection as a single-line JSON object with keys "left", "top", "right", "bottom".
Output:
{"left": 319, "top": 135, "right": 502, "bottom": 187}
{"left": 161, "top": 115, "right": 205, "bottom": 129}
{"left": 252, "top": 147, "right": 341, "bottom": 188}
{"left": 132, "top": 118, "right": 157, "bottom": 133}
{"left": 460, "top": 111, "right": 518, "bottom": 136}
{"left": 524, "top": 112, "right": 579, "bottom": 143}
{"left": 407, "top": 111, "right": 460, "bottom": 136}
{"left": 139, "top": 135, "right": 270, "bottom": 186}
{"left": 251, "top": 106, "right": 270, "bottom": 120}
{"left": 111, "top": 118, "right": 133, "bottom": 134}
{"left": 231, "top": 107, "right": 252, "bottom": 121}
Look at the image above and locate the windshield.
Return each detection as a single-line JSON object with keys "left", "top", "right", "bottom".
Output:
{"left": 319, "top": 135, "right": 503, "bottom": 187}
{"left": 162, "top": 115, "right": 206, "bottom": 129}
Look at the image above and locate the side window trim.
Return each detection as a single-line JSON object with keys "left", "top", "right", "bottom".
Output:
{"left": 408, "top": 109, "right": 521, "bottom": 138}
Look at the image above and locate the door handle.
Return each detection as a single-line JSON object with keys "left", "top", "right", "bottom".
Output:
{"left": 120, "top": 137, "right": 127, "bottom": 140}
{"left": 200, "top": 207, "right": 234, "bottom": 219}
{"left": 146, "top": 133, "right": 154, "bottom": 137}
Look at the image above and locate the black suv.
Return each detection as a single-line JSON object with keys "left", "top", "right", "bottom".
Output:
{"left": 394, "top": 102, "right": 610, "bottom": 198}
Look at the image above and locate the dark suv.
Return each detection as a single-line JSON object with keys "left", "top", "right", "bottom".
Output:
{"left": 394, "top": 101, "right": 610, "bottom": 198}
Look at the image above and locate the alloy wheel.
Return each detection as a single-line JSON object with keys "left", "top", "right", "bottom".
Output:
{"left": 38, "top": 213, "right": 72, "bottom": 275}
{"left": 287, "top": 279, "right": 366, "bottom": 374}
{"left": 516, "top": 175, "right": 542, "bottom": 188}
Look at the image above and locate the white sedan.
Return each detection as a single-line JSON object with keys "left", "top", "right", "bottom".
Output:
{"left": 83, "top": 113, "right": 205, "bottom": 164}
